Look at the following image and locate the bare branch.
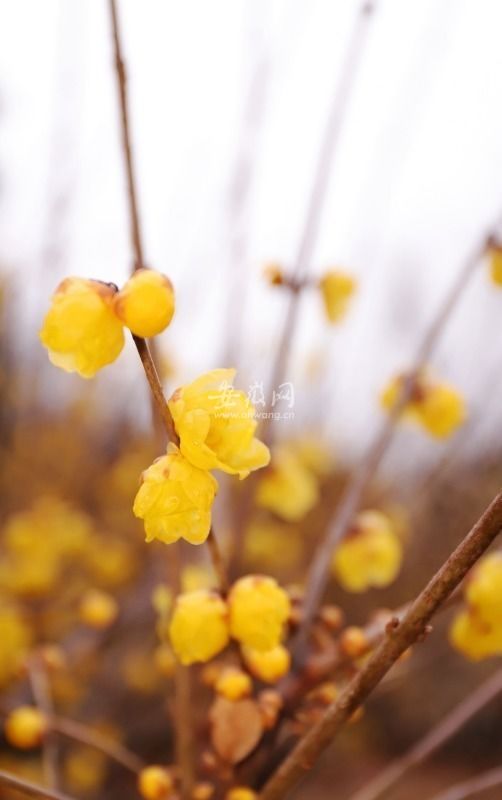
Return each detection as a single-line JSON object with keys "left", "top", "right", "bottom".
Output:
{"left": 427, "top": 766, "right": 502, "bottom": 800}
{"left": 259, "top": 489, "right": 502, "bottom": 800}
{"left": 0, "top": 769, "right": 76, "bottom": 800}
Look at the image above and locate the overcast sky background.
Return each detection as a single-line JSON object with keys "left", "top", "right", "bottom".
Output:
{"left": 1, "top": 0, "right": 502, "bottom": 481}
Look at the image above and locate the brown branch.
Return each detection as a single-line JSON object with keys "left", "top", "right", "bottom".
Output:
{"left": 0, "top": 769, "right": 76, "bottom": 800}
{"left": 27, "top": 657, "right": 59, "bottom": 790}
{"left": 262, "top": 0, "right": 377, "bottom": 448}
{"left": 50, "top": 715, "right": 144, "bottom": 774}
{"left": 294, "top": 231, "right": 491, "bottom": 660}
{"left": 346, "top": 669, "right": 502, "bottom": 800}
{"left": 259, "top": 489, "right": 502, "bottom": 800}
{"left": 427, "top": 766, "right": 502, "bottom": 800}
{"left": 108, "top": 0, "right": 144, "bottom": 272}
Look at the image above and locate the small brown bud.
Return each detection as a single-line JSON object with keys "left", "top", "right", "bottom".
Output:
{"left": 319, "top": 605, "right": 345, "bottom": 631}
{"left": 192, "top": 782, "right": 215, "bottom": 800}
{"left": 340, "top": 627, "right": 370, "bottom": 659}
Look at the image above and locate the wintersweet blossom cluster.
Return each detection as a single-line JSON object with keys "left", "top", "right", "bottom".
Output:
{"left": 450, "top": 552, "right": 502, "bottom": 660}
{"left": 331, "top": 510, "right": 403, "bottom": 592}
{"left": 134, "top": 369, "right": 270, "bottom": 545}
{"left": 380, "top": 370, "right": 466, "bottom": 439}
{"left": 40, "top": 269, "right": 175, "bottom": 378}
{"left": 169, "top": 575, "right": 291, "bottom": 677}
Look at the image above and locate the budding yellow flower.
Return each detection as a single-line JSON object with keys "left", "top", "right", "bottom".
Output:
{"left": 489, "top": 246, "right": 502, "bottom": 286}
{"left": 168, "top": 369, "right": 270, "bottom": 479}
{"left": 133, "top": 444, "right": 218, "bottom": 545}
{"left": 79, "top": 589, "right": 118, "bottom": 629}
{"left": 242, "top": 644, "right": 291, "bottom": 684}
{"left": 138, "top": 765, "right": 173, "bottom": 800}
{"left": 465, "top": 553, "right": 502, "bottom": 626}
{"left": 40, "top": 278, "right": 124, "bottom": 378}
{"left": 226, "top": 788, "right": 257, "bottom": 800}
{"left": 331, "top": 510, "right": 402, "bottom": 593}
{"left": 318, "top": 270, "right": 356, "bottom": 323}
{"left": 169, "top": 590, "right": 230, "bottom": 665}
{"left": 215, "top": 668, "right": 253, "bottom": 701}
{"left": 449, "top": 610, "right": 502, "bottom": 661}
{"left": 380, "top": 373, "right": 466, "bottom": 439}
{"left": 114, "top": 269, "right": 175, "bottom": 338}
{"left": 5, "top": 707, "right": 47, "bottom": 750}
{"left": 339, "top": 626, "right": 371, "bottom": 659}
{"left": 228, "top": 575, "right": 290, "bottom": 651}
{"left": 256, "top": 448, "right": 319, "bottom": 521}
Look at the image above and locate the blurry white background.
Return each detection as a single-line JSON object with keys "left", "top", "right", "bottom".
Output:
{"left": 1, "top": 0, "right": 502, "bottom": 480}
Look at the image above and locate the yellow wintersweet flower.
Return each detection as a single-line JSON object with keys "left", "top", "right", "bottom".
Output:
{"left": 169, "top": 590, "right": 230, "bottom": 665}
{"left": 256, "top": 448, "right": 319, "bottom": 522}
{"left": 215, "top": 668, "right": 253, "bottom": 701}
{"left": 489, "top": 246, "right": 502, "bottom": 286}
{"left": 465, "top": 553, "right": 502, "bottom": 625}
{"left": 318, "top": 270, "right": 356, "bottom": 324}
{"left": 449, "top": 609, "right": 502, "bottom": 661}
{"left": 331, "top": 510, "right": 402, "bottom": 593}
{"left": 0, "top": 606, "right": 32, "bottom": 687}
{"left": 114, "top": 268, "right": 175, "bottom": 338}
{"left": 138, "top": 766, "right": 174, "bottom": 800}
{"left": 244, "top": 520, "right": 302, "bottom": 570}
{"left": 133, "top": 444, "right": 218, "bottom": 545}
{"left": 228, "top": 575, "right": 290, "bottom": 651}
{"left": 168, "top": 369, "right": 270, "bottom": 479}
{"left": 40, "top": 278, "right": 124, "bottom": 378}
{"left": 242, "top": 644, "right": 291, "bottom": 684}
{"left": 380, "top": 372, "right": 466, "bottom": 439}
{"left": 5, "top": 707, "right": 47, "bottom": 750}
{"left": 79, "top": 589, "right": 118, "bottom": 630}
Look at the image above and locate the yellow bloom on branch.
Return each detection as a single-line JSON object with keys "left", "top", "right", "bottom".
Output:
{"left": 489, "top": 245, "right": 502, "bottom": 286}
{"left": 5, "top": 707, "right": 47, "bottom": 750}
{"left": 114, "top": 268, "right": 175, "bottom": 338}
{"left": 228, "top": 575, "right": 290, "bottom": 651}
{"left": 168, "top": 369, "right": 270, "bottom": 479}
{"left": 318, "top": 270, "right": 356, "bottom": 324}
{"left": 450, "top": 553, "right": 502, "bottom": 661}
{"left": 380, "top": 372, "right": 466, "bottom": 439}
{"left": 449, "top": 610, "right": 502, "bottom": 661}
{"left": 133, "top": 444, "right": 218, "bottom": 545}
{"left": 40, "top": 278, "right": 124, "bottom": 378}
{"left": 331, "top": 510, "right": 402, "bottom": 593}
{"left": 256, "top": 448, "right": 319, "bottom": 521}
{"left": 169, "top": 590, "right": 230, "bottom": 665}
{"left": 242, "top": 644, "right": 291, "bottom": 684}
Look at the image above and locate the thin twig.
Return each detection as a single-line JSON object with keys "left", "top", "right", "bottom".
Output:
{"left": 259, "top": 489, "right": 502, "bottom": 800}
{"left": 27, "top": 657, "right": 59, "bottom": 790}
{"left": 0, "top": 769, "right": 76, "bottom": 800}
{"left": 50, "top": 715, "right": 144, "bottom": 774}
{"left": 346, "top": 669, "right": 502, "bottom": 800}
{"left": 427, "top": 766, "right": 502, "bottom": 800}
{"left": 262, "top": 0, "right": 376, "bottom": 448}
{"left": 108, "top": 0, "right": 144, "bottom": 272}
{"left": 294, "top": 231, "right": 491, "bottom": 661}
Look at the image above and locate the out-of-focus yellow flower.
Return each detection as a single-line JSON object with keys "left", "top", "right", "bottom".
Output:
{"left": 5, "top": 707, "right": 47, "bottom": 749}
{"left": 242, "top": 644, "right": 291, "bottom": 684}
{"left": 331, "top": 510, "right": 402, "bottom": 593}
{"left": 228, "top": 576, "right": 290, "bottom": 651}
{"left": 381, "top": 372, "right": 466, "bottom": 439}
{"left": 465, "top": 553, "right": 502, "bottom": 625}
{"left": 215, "top": 668, "right": 253, "bottom": 701}
{"left": 133, "top": 444, "right": 218, "bottom": 545}
{"left": 40, "top": 278, "right": 124, "bottom": 378}
{"left": 86, "top": 537, "right": 136, "bottom": 587}
{"left": 263, "top": 263, "right": 285, "bottom": 286}
{"left": 114, "top": 269, "right": 175, "bottom": 338}
{"left": 79, "top": 589, "right": 118, "bottom": 629}
{"left": 256, "top": 448, "right": 319, "bottom": 522}
{"left": 168, "top": 369, "right": 270, "bottom": 479}
{"left": 138, "top": 765, "right": 174, "bottom": 800}
{"left": 244, "top": 520, "right": 302, "bottom": 570}
{"left": 226, "top": 788, "right": 257, "bottom": 800}
{"left": 450, "top": 553, "right": 502, "bottom": 661}
{"left": 169, "top": 590, "right": 230, "bottom": 665}
{"left": 122, "top": 651, "right": 161, "bottom": 695}
{"left": 489, "top": 246, "right": 502, "bottom": 286}
{"left": 449, "top": 610, "right": 502, "bottom": 661}
{"left": 283, "top": 437, "right": 333, "bottom": 476}
{"left": 318, "top": 270, "right": 356, "bottom": 323}
{"left": 64, "top": 746, "right": 107, "bottom": 793}
{"left": 0, "top": 606, "right": 31, "bottom": 687}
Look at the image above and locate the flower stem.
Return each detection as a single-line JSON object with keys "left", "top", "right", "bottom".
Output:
{"left": 50, "top": 714, "right": 144, "bottom": 774}
{"left": 0, "top": 769, "right": 75, "bottom": 800}
{"left": 427, "top": 766, "right": 502, "bottom": 800}
{"left": 259, "top": 489, "right": 502, "bottom": 800}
